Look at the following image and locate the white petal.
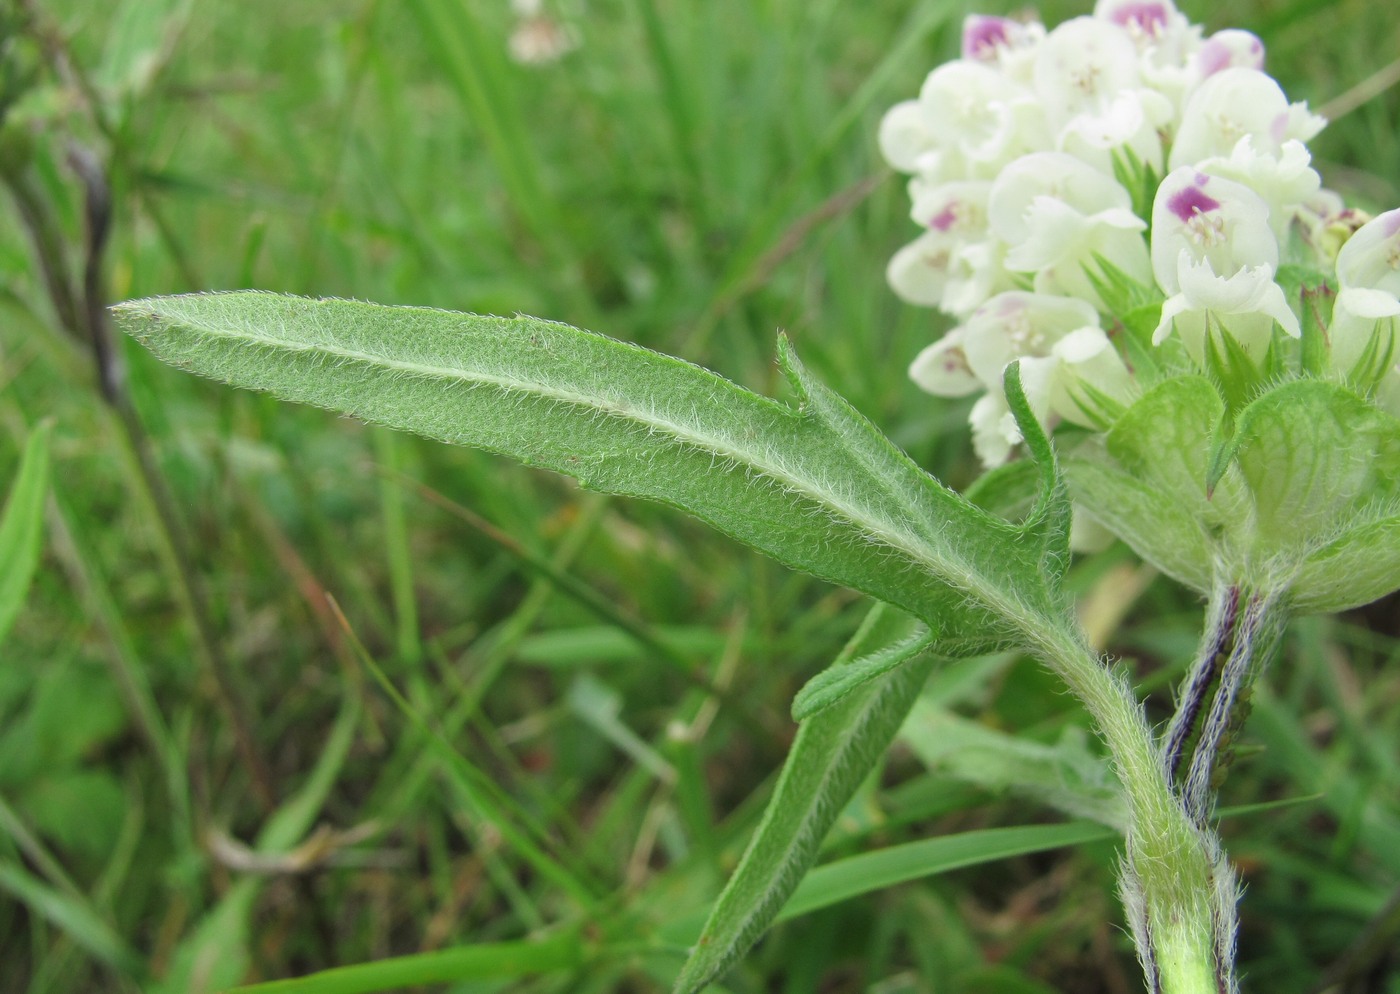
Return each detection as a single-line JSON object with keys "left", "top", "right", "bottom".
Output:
{"left": 970, "top": 393, "right": 1017, "bottom": 467}
{"left": 887, "top": 233, "right": 950, "bottom": 307}
{"left": 1150, "top": 167, "right": 1278, "bottom": 293}
{"left": 1336, "top": 208, "right": 1400, "bottom": 295}
{"left": 909, "top": 330, "right": 984, "bottom": 397}
{"left": 879, "top": 101, "right": 939, "bottom": 173}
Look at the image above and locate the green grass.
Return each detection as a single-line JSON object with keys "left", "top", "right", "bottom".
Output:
{"left": 3, "top": 0, "right": 1400, "bottom": 992}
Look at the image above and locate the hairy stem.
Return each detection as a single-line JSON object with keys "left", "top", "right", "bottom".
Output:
{"left": 1034, "top": 622, "right": 1232, "bottom": 994}
{"left": 1162, "top": 584, "right": 1242, "bottom": 784}
{"left": 1178, "top": 588, "right": 1288, "bottom": 825}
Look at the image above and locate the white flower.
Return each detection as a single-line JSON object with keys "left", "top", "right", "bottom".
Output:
{"left": 908, "top": 180, "right": 992, "bottom": 239}
{"left": 1332, "top": 208, "right": 1400, "bottom": 381}
{"left": 959, "top": 290, "right": 1102, "bottom": 386}
{"left": 909, "top": 328, "right": 981, "bottom": 397}
{"left": 1020, "top": 326, "right": 1137, "bottom": 428}
{"left": 970, "top": 392, "right": 1019, "bottom": 467}
{"left": 887, "top": 232, "right": 954, "bottom": 307}
{"left": 897, "top": 180, "right": 1002, "bottom": 315}
{"left": 878, "top": 100, "right": 939, "bottom": 174}
{"left": 1193, "top": 29, "right": 1265, "bottom": 78}
{"left": 1034, "top": 17, "right": 1142, "bottom": 127}
{"left": 962, "top": 14, "right": 1045, "bottom": 79}
{"left": 1094, "top": 0, "right": 1187, "bottom": 43}
{"left": 1197, "top": 137, "right": 1322, "bottom": 246}
{"left": 1150, "top": 168, "right": 1298, "bottom": 358}
{"left": 886, "top": 230, "right": 1013, "bottom": 316}
{"left": 1154, "top": 255, "right": 1300, "bottom": 362}
{"left": 940, "top": 292, "right": 1132, "bottom": 466}
{"left": 1150, "top": 168, "right": 1279, "bottom": 294}
{"left": 918, "top": 61, "right": 1047, "bottom": 177}
{"left": 1170, "top": 67, "right": 1325, "bottom": 169}
{"left": 990, "top": 152, "right": 1151, "bottom": 304}
{"left": 1094, "top": 0, "right": 1201, "bottom": 102}
{"left": 1058, "top": 88, "right": 1174, "bottom": 174}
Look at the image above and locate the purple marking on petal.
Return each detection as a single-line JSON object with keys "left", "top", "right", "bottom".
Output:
{"left": 1106, "top": 1, "right": 1169, "bottom": 33}
{"left": 928, "top": 204, "right": 959, "bottom": 232}
{"left": 1270, "top": 112, "right": 1289, "bottom": 144}
{"left": 1198, "top": 30, "right": 1266, "bottom": 77}
{"left": 962, "top": 16, "right": 1012, "bottom": 60}
{"left": 1383, "top": 211, "right": 1400, "bottom": 238}
{"left": 1196, "top": 40, "right": 1231, "bottom": 78}
{"left": 1167, "top": 185, "right": 1221, "bottom": 223}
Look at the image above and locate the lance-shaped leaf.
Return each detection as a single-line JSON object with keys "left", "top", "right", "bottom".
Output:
{"left": 114, "top": 292, "right": 1066, "bottom": 651}
{"left": 672, "top": 604, "right": 935, "bottom": 994}
{"left": 790, "top": 624, "right": 936, "bottom": 721}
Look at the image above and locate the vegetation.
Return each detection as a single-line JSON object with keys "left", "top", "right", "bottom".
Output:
{"left": 2, "top": 1, "right": 1399, "bottom": 991}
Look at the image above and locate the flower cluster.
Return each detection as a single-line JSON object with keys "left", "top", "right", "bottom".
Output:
{"left": 883, "top": 0, "right": 1400, "bottom": 466}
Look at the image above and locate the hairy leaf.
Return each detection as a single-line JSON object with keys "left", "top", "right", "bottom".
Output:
{"left": 114, "top": 292, "right": 1065, "bottom": 651}
{"left": 672, "top": 604, "right": 935, "bottom": 994}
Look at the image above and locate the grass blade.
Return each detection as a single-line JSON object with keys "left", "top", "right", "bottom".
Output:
{"left": 223, "top": 932, "right": 585, "bottom": 994}
{"left": 0, "top": 858, "right": 144, "bottom": 978}
{"left": 776, "top": 821, "right": 1115, "bottom": 921}
{"left": 0, "top": 422, "right": 51, "bottom": 646}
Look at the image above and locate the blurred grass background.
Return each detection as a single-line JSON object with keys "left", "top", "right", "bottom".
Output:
{"left": 1, "top": 0, "right": 1398, "bottom": 991}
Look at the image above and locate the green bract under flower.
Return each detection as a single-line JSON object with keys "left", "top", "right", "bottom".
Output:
{"left": 886, "top": 0, "right": 1400, "bottom": 608}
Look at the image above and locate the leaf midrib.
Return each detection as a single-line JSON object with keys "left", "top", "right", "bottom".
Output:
{"left": 150, "top": 312, "right": 1038, "bottom": 626}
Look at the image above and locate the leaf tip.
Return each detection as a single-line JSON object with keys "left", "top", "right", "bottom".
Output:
{"left": 774, "top": 331, "right": 811, "bottom": 405}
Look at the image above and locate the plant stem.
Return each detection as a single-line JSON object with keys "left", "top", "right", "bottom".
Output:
{"left": 1033, "top": 622, "right": 1232, "bottom": 994}
{"left": 1162, "top": 583, "right": 1241, "bottom": 785}
{"left": 1177, "top": 586, "right": 1288, "bottom": 825}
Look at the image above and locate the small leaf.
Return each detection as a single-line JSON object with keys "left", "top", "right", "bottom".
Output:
{"left": 1203, "top": 313, "right": 1263, "bottom": 412}
{"left": 1063, "top": 452, "right": 1212, "bottom": 593}
{"left": 1231, "top": 380, "right": 1400, "bottom": 554}
{"left": 0, "top": 423, "right": 51, "bottom": 647}
{"left": 673, "top": 605, "right": 935, "bottom": 994}
{"left": 900, "top": 701, "right": 1125, "bottom": 829}
{"left": 963, "top": 460, "right": 1039, "bottom": 524}
{"left": 1002, "top": 362, "right": 1071, "bottom": 593}
{"left": 1289, "top": 508, "right": 1400, "bottom": 613}
{"left": 790, "top": 626, "right": 936, "bottom": 721}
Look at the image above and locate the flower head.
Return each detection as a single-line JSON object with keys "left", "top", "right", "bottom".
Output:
{"left": 884, "top": 4, "right": 1361, "bottom": 463}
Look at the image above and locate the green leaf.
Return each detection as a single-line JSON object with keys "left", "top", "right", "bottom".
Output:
{"left": 672, "top": 604, "right": 936, "bottom": 994}
{"left": 114, "top": 293, "right": 1064, "bottom": 653}
{"left": 222, "top": 932, "right": 585, "bottom": 994}
{"left": 0, "top": 859, "right": 144, "bottom": 978}
{"left": 790, "top": 625, "right": 936, "bottom": 721}
{"left": 1063, "top": 452, "right": 1213, "bottom": 593}
{"left": 776, "top": 821, "right": 1114, "bottom": 921}
{"left": 1230, "top": 379, "right": 1400, "bottom": 555}
{"left": 900, "top": 701, "right": 1126, "bottom": 829}
{"left": 0, "top": 422, "right": 50, "bottom": 647}
{"left": 1290, "top": 509, "right": 1400, "bottom": 612}
{"left": 963, "top": 459, "right": 1039, "bottom": 524}
{"left": 1001, "top": 361, "right": 1071, "bottom": 590}
{"left": 1063, "top": 375, "right": 1241, "bottom": 593}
